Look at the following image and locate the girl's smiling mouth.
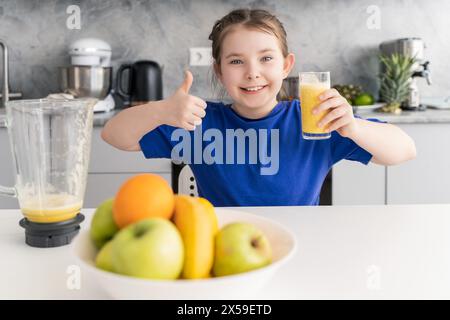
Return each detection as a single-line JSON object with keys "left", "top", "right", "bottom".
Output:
{"left": 240, "top": 85, "right": 268, "bottom": 94}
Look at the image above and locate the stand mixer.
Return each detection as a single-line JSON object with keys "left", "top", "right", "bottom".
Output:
{"left": 380, "top": 37, "right": 432, "bottom": 111}
{"left": 59, "top": 38, "right": 115, "bottom": 112}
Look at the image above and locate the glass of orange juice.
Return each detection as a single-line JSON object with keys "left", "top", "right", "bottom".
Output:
{"left": 299, "top": 72, "right": 331, "bottom": 140}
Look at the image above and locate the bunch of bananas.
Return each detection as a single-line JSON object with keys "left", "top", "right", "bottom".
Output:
{"left": 173, "top": 195, "right": 218, "bottom": 279}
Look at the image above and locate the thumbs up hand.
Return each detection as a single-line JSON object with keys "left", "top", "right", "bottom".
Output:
{"left": 165, "top": 70, "right": 207, "bottom": 131}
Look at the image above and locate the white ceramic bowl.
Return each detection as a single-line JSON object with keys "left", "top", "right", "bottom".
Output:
{"left": 72, "top": 208, "right": 297, "bottom": 299}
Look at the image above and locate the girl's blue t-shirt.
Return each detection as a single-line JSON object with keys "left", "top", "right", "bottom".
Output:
{"left": 139, "top": 99, "right": 383, "bottom": 207}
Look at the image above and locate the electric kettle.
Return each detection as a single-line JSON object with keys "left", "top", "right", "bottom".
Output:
{"left": 116, "top": 60, "right": 163, "bottom": 106}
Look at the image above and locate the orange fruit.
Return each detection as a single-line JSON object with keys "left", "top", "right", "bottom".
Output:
{"left": 113, "top": 174, "right": 175, "bottom": 228}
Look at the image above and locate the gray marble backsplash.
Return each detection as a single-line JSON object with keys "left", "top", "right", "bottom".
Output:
{"left": 0, "top": 0, "right": 449, "bottom": 102}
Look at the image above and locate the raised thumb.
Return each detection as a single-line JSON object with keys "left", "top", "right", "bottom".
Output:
{"left": 178, "top": 70, "right": 193, "bottom": 94}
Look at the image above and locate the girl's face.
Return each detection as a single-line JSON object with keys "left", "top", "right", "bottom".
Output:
{"left": 215, "top": 25, "right": 295, "bottom": 117}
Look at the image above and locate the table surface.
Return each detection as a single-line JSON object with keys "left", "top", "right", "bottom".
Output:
{"left": 1, "top": 204, "right": 450, "bottom": 300}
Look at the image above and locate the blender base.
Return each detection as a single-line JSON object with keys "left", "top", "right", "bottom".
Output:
{"left": 19, "top": 213, "right": 85, "bottom": 248}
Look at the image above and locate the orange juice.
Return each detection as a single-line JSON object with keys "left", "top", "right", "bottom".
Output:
{"left": 20, "top": 194, "right": 82, "bottom": 223}
{"left": 300, "top": 83, "right": 329, "bottom": 134}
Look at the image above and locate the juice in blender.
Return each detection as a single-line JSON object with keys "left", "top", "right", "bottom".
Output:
{"left": 21, "top": 194, "right": 82, "bottom": 223}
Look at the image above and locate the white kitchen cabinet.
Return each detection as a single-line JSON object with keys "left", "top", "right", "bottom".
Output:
{"left": 5, "top": 120, "right": 449, "bottom": 208}
{"left": 332, "top": 160, "right": 386, "bottom": 205}
{"left": 387, "top": 123, "right": 450, "bottom": 204}
{"left": 86, "top": 128, "right": 173, "bottom": 207}
{"left": 0, "top": 127, "right": 172, "bottom": 209}
{"left": 84, "top": 172, "right": 171, "bottom": 208}
{"left": 89, "top": 127, "right": 171, "bottom": 173}
{"left": 333, "top": 122, "right": 450, "bottom": 205}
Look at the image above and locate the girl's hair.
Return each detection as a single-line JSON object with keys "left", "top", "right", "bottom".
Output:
{"left": 208, "top": 8, "right": 289, "bottom": 99}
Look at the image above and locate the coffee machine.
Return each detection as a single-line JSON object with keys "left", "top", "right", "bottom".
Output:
{"left": 379, "top": 37, "right": 432, "bottom": 111}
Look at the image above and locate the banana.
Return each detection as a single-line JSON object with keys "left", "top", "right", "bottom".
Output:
{"left": 197, "top": 197, "right": 219, "bottom": 235}
{"left": 173, "top": 195, "right": 218, "bottom": 279}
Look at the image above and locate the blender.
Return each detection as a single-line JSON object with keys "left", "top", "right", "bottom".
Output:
{"left": 0, "top": 98, "right": 97, "bottom": 247}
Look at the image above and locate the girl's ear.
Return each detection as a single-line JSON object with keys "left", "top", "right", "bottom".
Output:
{"left": 282, "top": 53, "right": 296, "bottom": 79}
{"left": 213, "top": 62, "right": 223, "bottom": 82}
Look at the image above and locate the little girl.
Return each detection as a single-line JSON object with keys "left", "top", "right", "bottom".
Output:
{"left": 102, "top": 8, "right": 416, "bottom": 206}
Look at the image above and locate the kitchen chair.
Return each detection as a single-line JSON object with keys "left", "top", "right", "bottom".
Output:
{"left": 171, "top": 162, "right": 198, "bottom": 197}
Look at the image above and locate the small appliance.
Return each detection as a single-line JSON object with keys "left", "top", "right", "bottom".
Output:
{"left": 59, "top": 38, "right": 115, "bottom": 112}
{"left": 379, "top": 37, "right": 432, "bottom": 111}
{"left": 0, "top": 98, "right": 97, "bottom": 247}
{"left": 278, "top": 76, "right": 299, "bottom": 101}
{"left": 116, "top": 60, "right": 163, "bottom": 107}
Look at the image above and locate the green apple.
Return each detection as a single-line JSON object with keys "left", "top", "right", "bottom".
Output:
{"left": 90, "top": 198, "right": 119, "bottom": 249}
{"left": 95, "top": 240, "right": 114, "bottom": 272}
{"left": 213, "top": 222, "right": 272, "bottom": 277}
{"left": 111, "top": 218, "right": 184, "bottom": 280}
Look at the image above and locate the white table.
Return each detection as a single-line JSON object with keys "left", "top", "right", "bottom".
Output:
{"left": 1, "top": 204, "right": 450, "bottom": 299}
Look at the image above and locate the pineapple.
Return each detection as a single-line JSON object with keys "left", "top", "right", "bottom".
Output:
{"left": 378, "top": 53, "right": 416, "bottom": 114}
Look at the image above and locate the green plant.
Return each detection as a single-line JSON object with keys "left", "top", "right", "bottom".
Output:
{"left": 378, "top": 53, "right": 416, "bottom": 113}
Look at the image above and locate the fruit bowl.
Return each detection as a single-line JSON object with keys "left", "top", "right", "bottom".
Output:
{"left": 72, "top": 208, "right": 297, "bottom": 300}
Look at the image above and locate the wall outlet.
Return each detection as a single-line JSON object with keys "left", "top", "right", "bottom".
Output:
{"left": 189, "top": 47, "right": 213, "bottom": 66}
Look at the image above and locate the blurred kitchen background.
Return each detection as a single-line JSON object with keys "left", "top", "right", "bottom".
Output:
{"left": 1, "top": 0, "right": 450, "bottom": 208}
{"left": 1, "top": 0, "right": 449, "bottom": 99}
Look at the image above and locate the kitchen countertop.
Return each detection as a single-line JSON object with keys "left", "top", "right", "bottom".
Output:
{"left": 2, "top": 105, "right": 450, "bottom": 128}
{"left": 1, "top": 204, "right": 450, "bottom": 299}
{"left": 354, "top": 107, "right": 450, "bottom": 124}
{"left": 0, "top": 109, "right": 120, "bottom": 128}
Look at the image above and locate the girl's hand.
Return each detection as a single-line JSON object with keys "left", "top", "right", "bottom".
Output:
{"left": 164, "top": 70, "right": 207, "bottom": 131}
{"left": 313, "top": 88, "right": 359, "bottom": 138}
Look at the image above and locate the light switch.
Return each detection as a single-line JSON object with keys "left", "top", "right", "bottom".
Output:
{"left": 189, "top": 47, "right": 213, "bottom": 66}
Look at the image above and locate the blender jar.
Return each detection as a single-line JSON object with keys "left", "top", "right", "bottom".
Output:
{"left": 0, "top": 98, "right": 96, "bottom": 247}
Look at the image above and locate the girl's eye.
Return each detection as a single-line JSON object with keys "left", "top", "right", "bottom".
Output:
{"left": 262, "top": 56, "right": 273, "bottom": 62}
{"left": 230, "top": 59, "right": 243, "bottom": 65}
